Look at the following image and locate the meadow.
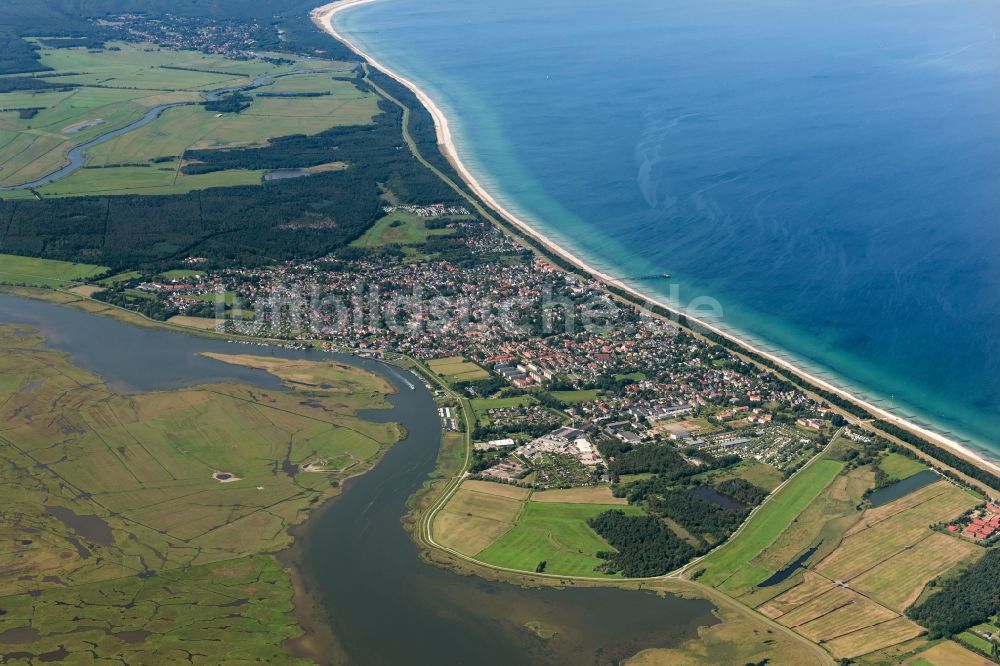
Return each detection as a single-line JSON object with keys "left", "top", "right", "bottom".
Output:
{"left": 425, "top": 355, "right": 490, "bottom": 382}
{"left": 694, "top": 457, "right": 844, "bottom": 593}
{"left": 0, "top": 41, "right": 378, "bottom": 196}
{"left": 549, "top": 389, "right": 601, "bottom": 404}
{"left": 880, "top": 451, "right": 928, "bottom": 480}
{"left": 697, "top": 458, "right": 785, "bottom": 494}
{"left": 476, "top": 500, "right": 644, "bottom": 576}
{"left": 0, "top": 253, "right": 106, "bottom": 287}
{"left": 350, "top": 211, "right": 456, "bottom": 251}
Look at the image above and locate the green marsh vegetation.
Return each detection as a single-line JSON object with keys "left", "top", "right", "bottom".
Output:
{"left": 0, "top": 326, "right": 401, "bottom": 661}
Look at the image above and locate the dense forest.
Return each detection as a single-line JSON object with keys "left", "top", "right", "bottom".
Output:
{"left": 907, "top": 549, "right": 1000, "bottom": 638}
{"left": 203, "top": 92, "right": 251, "bottom": 114}
{"left": 0, "top": 76, "right": 69, "bottom": 93}
{"left": 588, "top": 511, "right": 695, "bottom": 577}
{"left": 596, "top": 439, "right": 768, "bottom": 565}
{"left": 0, "top": 96, "right": 464, "bottom": 271}
{"left": 716, "top": 478, "right": 768, "bottom": 506}
{"left": 93, "top": 288, "right": 179, "bottom": 321}
{"left": 646, "top": 488, "right": 744, "bottom": 542}
{"left": 599, "top": 440, "right": 693, "bottom": 480}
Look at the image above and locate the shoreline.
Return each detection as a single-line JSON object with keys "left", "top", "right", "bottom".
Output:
{"left": 311, "top": 0, "right": 999, "bottom": 477}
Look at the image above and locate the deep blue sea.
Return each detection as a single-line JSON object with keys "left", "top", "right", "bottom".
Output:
{"left": 334, "top": 0, "right": 1000, "bottom": 458}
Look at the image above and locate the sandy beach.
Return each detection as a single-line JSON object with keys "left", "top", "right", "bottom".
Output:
{"left": 312, "top": 0, "right": 999, "bottom": 477}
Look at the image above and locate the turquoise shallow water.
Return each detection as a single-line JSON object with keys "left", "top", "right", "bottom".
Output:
{"left": 334, "top": 0, "right": 1000, "bottom": 457}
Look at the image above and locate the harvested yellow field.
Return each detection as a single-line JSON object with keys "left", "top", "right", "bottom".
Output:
{"left": 777, "top": 586, "right": 858, "bottom": 628}
{"left": 794, "top": 594, "right": 897, "bottom": 642}
{"left": 817, "top": 483, "right": 977, "bottom": 581}
{"left": 756, "top": 603, "right": 785, "bottom": 620}
{"left": 531, "top": 485, "right": 627, "bottom": 504}
{"left": 425, "top": 356, "right": 489, "bottom": 381}
{"left": 844, "top": 481, "right": 948, "bottom": 537}
{"left": 442, "top": 487, "right": 524, "bottom": 523}
{"left": 460, "top": 479, "right": 531, "bottom": 500}
{"left": 824, "top": 617, "right": 925, "bottom": 659}
{"left": 432, "top": 487, "right": 523, "bottom": 555}
{"left": 168, "top": 315, "right": 221, "bottom": 330}
{"left": 850, "top": 532, "right": 981, "bottom": 611}
{"left": 757, "top": 571, "right": 835, "bottom": 619}
{"left": 906, "top": 640, "right": 994, "bottom": 666}
{"left": 433, "top": 512, "right": 510, "bottom": 556}
{"left": 68, "top": 284, "right": 105, "bottom": 297}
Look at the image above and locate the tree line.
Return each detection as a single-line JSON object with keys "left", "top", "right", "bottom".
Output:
{"left": 588, "top": 510, "right": 695, "bottom": 577}
{"left": 874, "top": 420, "right": 1000, "bottom": 492}
{"left": 907, "top": 549, "right": 1000, "bottom": 638}
{"left": 0, "top": 98, "right": 464, "bottom": 271}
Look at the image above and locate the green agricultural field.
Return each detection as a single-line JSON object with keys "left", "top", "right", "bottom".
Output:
{"left": 957, "top": 619, "right": 1000, "bottom": 656}
{"left": 549, "top": 389, "right": 601, "bottom": 404}
{"left": 470, "top": 395, "right": 535, "bottom": 421}
{"left": 96, "top": 270, "right": 142, "bottom": 286}
{"left": 614, "top": 372, "right": 647, "bottom": 382}
{"left": 956, "top": 631, "right": 994, "bottom": 655}
{"left": 33, "top": 163, "right": 265, "bottom": 197}
{"left": 695, "top": 458, "right": 844, "bottom": 592}
{"left": 703, "top": 459, "right": 786, "bottom": 493}
{"left": 351, "top": 211, "right": 458, "bottom": 255}
{"left": 880, "top": 452, "right": 927, "bottom": 480}
{"left": 476, "top": 501, "right": 644, "bottom": 577}
{"left": 0, "top": 41, "right": 378, "bottom": 196}
{"left": 158, "top": 269, "right": 207, "bottom": 280}
{"left": 0, "top": 253, "right": 106, "bottom": 287}
{"left": 0, "top": 555, "right": 308, "bottom": 664}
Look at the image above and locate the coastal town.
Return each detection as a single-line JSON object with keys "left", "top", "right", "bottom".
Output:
{"left": 1, "top": 1, "right": 998, "bottom": 664}
{"left": 110, "top": 205, "right": 852, "bottom": 493}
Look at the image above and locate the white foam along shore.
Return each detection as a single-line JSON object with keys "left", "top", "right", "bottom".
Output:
{"left": 311, "top": 1, "right": 1000, "bottom": 478}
